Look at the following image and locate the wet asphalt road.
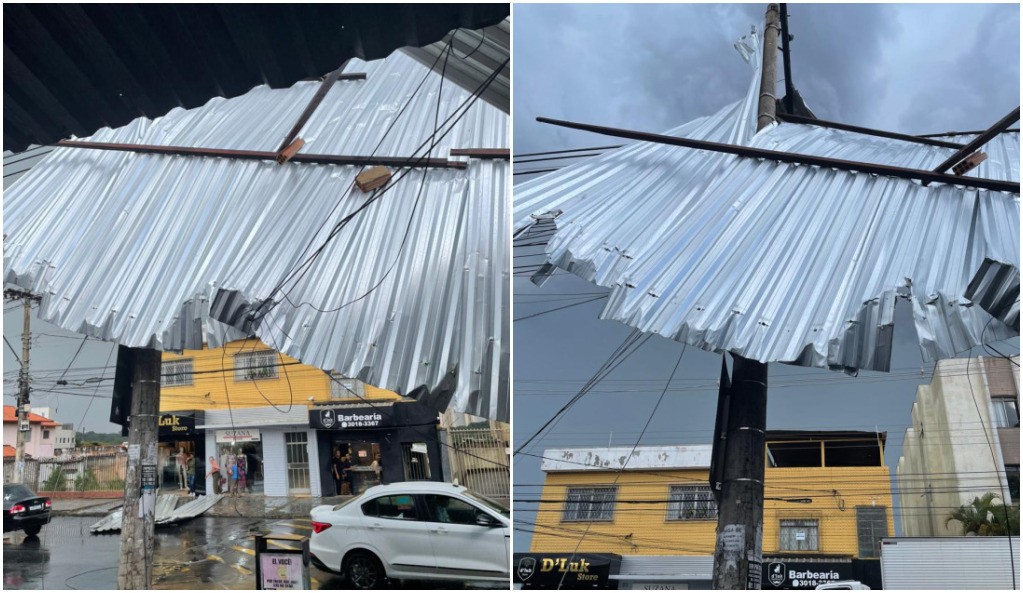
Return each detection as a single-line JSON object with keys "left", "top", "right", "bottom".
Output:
{"left": 4, "top": 515, "right": 505, "bottom": 589}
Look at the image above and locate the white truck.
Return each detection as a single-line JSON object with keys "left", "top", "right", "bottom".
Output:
{"left": 879, "top": 537, "right": 1020, "bottom": 589}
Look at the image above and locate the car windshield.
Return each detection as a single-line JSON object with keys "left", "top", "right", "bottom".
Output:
{"left": 461, "top": 490, "right": 509, "bottom": 518}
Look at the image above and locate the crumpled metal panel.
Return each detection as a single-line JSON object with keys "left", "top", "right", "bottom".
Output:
{"left": 514, "top": 30, "right": 1018, "bottom": 372}
{"left": 965, "top": 258, "right": 1020, "bottom": 332}
{"left": 4, "top": 52, "right": 509, "bottom": 421}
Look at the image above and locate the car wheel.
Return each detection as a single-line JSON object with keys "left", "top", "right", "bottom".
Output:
{"left": 345, "top": 551, "right": 385, "bottom": 590}
{"left": 23, "top": 525, "right": 41, "bottom": 536}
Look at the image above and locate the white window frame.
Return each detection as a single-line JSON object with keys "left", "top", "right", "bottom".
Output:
{"left": 667, "top": 485, "right": 718, "bottom": 521}
{"left": 991, "top": 396, "right": 1019, "bottom": 428}
{"left": 234, "top": 350, "right": 279, "bottom": 381}
{"left": 161, "top": 358, "right": 194, "bottom": 387}
{"left": 562, "top": 486, "right": 618, "bottom": 522}
{"left": 779, "top": 518, "right": 820, "bottom": 552}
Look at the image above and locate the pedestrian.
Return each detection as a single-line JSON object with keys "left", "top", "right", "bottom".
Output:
{"left": 229, "top": 457, "right": 240, "bottom": 496}
{"left": 370, "top": 455, "right": 382, "bottom": 484}
{"left": 206, "top": 456, "right": 221, "bottom": 495}
{"left": 330, "top": 449, "right": 343, "bottom": 496}
{"left": 341, "top": 454, "right": 355, "bottom": 495}
{"left": 187, "top": 454, "right": 197, "bottom": 496}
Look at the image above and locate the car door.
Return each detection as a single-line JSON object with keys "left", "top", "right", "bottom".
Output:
{"left": 360, "top": 493, "right": 436, "bottom": 574}
{"left": 420, "top": 493, "right": 508, "bottom": 579}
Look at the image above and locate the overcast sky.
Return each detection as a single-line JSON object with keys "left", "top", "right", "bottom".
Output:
{"left": 512, "top": 2, "right": 1019, "bottom": 552}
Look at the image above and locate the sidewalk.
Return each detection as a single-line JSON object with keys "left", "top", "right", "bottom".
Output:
{"left": 50, "top": 492, "right": 353, "bottom": 519}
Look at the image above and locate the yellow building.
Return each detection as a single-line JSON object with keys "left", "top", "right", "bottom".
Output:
{"left": 520, "top": 431, "right": 894, "bottom": 590}
{"left": 156, "top": 339, "right": 442, "bottom": 498}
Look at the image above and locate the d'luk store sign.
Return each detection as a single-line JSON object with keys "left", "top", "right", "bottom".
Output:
{"left": 215, "top": 428, "right": 262, "bottom": 444}
{"left": 514, "top": 553, "right": 622, "bottom": 589}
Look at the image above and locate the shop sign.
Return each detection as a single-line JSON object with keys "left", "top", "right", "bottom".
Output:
{"left": 625, "top": 583, "right": 691, "bottom": 590}
{"left": 216, "top": 428, "right": 261, "bottom": 443}
{"left": 309, "top": 406, "right": 392, "bottom": 430}
{"left": 762, "top": 561, "right": 854, "bottom": 589}
{"left": 158, "top": 413, "right": 196, "bottom": 437}
{"left": 514, "top": 553, "right": 621, "bottom": 589}
{"left": 259, "top": 553, "right": 305, "bottom": 590}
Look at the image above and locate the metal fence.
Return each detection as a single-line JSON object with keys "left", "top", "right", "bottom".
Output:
{"left": 445, "top": 426, "right": 510, "bottom": 507}
{"left": 4, "top": 453, "right": 128, "bottom": 492}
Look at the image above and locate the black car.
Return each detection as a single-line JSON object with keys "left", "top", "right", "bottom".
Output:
{"left": 3, "top": 484, "right": 51, "bottom": 536}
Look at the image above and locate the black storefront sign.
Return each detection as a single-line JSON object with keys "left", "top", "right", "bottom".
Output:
{"left": 762, "top": 559, "right": 882, "bottom": 589}
{"left": 514, "top": 553, "right": 621, "bottom": 589}
{"left": 158, "top": 412, "right": 199, "bottom": 438}
{"left": 309, "top": 405, "right": 393, "bottom": 431}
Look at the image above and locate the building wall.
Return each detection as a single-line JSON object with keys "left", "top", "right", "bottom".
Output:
{"left": 262, "top": 428, "right": 288, "bottom": 497}
{"left": 160, "top": 338, "right": 401, "bottom": 412}
{"left": 897, "top": 356, "right": 1020, "bottom": 537}
{"left": 530, "top": 465, "right": 894, "bottom": 558}
{"left": 3, "top": 422, "right": 57, "bottom": 458}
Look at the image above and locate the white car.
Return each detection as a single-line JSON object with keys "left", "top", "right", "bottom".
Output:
{"left": 309, "top": 482, "right": 510, "bottom": 589}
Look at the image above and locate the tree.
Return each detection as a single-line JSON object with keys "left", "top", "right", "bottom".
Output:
{"left": 945, "top": 492, "right": 1020, "bottom": 536}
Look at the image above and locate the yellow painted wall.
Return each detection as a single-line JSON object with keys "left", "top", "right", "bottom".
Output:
{"left": 159, "top": 338, "right": 401, "bottom": 412}
{"left": 530, "top": 465, "right": 895, "bottom": 558}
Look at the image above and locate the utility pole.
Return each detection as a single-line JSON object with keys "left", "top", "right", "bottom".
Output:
{"left": 117, "top": 347, "right": 161, "bottom": 590}
{"left": 13, "top": 296, "right": 32, "bottom": 483}
{"left": 711, "top": 4, "right": 778, "bottom": 590}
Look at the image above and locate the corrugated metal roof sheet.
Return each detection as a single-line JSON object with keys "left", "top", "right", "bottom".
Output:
{"left": 513, "top": 29, "right": 1019, "bottom": 373}
{"left": 4, "top": 51, "right": 509, "bottom": 421}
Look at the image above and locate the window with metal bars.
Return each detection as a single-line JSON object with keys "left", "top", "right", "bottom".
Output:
{"left": 161, "top": 358, "right": 194, "bottom": 386}
{"left": 562, "top": 486, "right": 617, "bottom": 522}
{"left": 855, "top": 507, "right": 888, "bottom": 558}
{"left": 330, "top": 373, "right": 365, "bottom": 399}
{"left": 234, "top": 350, "right": 278, "bottom": 381}
{"left": 779, "top": 518, "right": 820, "bottom": 551}
{"left": 667, "top": 485, "right": 717, "bottom": 520}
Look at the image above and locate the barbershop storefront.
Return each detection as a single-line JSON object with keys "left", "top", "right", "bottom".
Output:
{"left": 157, "top": 411, "right": 205, "bottom": 494}
{"left": 762, "top": 558, "right": 882, "bottom": 590}
{"left": 310, "top": 401, "right": 442, "bottom": 496}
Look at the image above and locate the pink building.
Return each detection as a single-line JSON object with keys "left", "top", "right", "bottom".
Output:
{"left": 3, "top": 405, "right": 60, "bottom": 459}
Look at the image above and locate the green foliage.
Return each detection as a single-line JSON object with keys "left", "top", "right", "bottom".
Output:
{"left": 42, "top": 467, "right": 70, "bottom": 492}
{"left": 75, "top": 431, "right": 123, "bottom": 446}
{"left": 73, "top": 468, "right": 102, "bottom": 491}
{"left": 945, "top": 492, "right": 1020, "bottom": 536}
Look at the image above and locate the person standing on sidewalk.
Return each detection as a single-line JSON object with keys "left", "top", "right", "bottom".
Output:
{"left": 186, "top": 454, "right": 197, "bottom": 497}
{"left": 329, "top": 449, "right": 343, "bottom": 495}
{"left": 229, "top": 457, "right": 240, "bottom": 496}
{"left": 206, "top": 456, "right": 222, "bottom": 495}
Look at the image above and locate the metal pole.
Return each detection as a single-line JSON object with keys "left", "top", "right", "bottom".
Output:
{"left": 711, "top": 5, "right": 777, "bottom": 589}
{"left": 13, "top": 297, "right": 32, "bottom": 483}
{"left": 117, "top": 348, "right": 161, "bottom": 590}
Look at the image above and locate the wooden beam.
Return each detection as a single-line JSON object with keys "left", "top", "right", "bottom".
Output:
{"left": 276, "top": 64, "right": 347, "bottom": 155}
{"left": 449, "top": 148, "right": 510, "bottom": 159}
{"left": 932, "top": 106, "right": 1020, "bottom": 174}
{"left": 535, "top": 116, "right": 1019, "bottom": 193}
{"left": 55, "top": 139, "right": 466, "bottom": 169}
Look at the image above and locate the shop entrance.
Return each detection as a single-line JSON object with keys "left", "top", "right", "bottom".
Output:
{"left": 331, "top": 440, "right": 382, "bottom": 494}
{"left": 217, "top": 441, "right": 264, "bottom": 495}
{"left": 284, "top": 432, "right": 311, "bottom": 495}
{"left": 401, "top": 442, "right": 432, "bottom": 481}
{"left": 158, "top": 440, "right": 195, "bottom": 491}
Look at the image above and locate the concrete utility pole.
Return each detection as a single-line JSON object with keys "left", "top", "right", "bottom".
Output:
{"left": 711, "top": 4, "right": 778, "bottom": 590}
{"left": 117, "top": 347, "right": 161, "bottom": 590}
{"left": 13, "top": 297, "right": 32, "bottom": 483}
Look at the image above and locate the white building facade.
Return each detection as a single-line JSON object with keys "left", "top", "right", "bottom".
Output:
{"left": 897, "top": 356, "right": 1020, "bottom": 536}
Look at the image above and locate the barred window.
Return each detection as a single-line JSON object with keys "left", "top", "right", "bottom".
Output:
{"left": 779, "top": 519, "right": 819, "bottom": 551}
{"left": 234, "top": 350, "right": 279, "bottom": 381}
{"left": 162, "top": 359, "right": 194, "bottom": 386}
{"left": 330, "top": 373, "right": 365, "bottom": 399}
{"left": 856, "top": 507, "right": 888, "bottom": 558}
{"left": 667, "top": 485, "right": 717, "bottom": 521}
{"left": 563, "top": 486, "right": 617, "bottom": 522}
